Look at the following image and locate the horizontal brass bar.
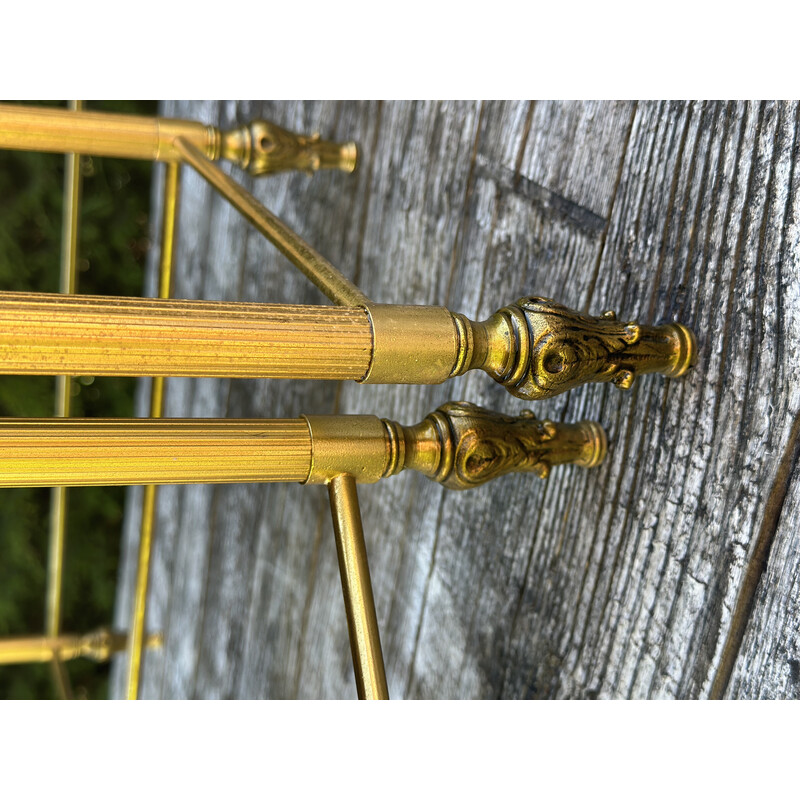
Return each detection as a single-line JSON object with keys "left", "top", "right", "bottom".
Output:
{"left": 0, "top": 419, "right": 312, "bottom": 487}
{"left": 0, "top": 291, "right": 373, "bottom": 379}
{"left": 0, "top": 406, "right": 606, "bottom": 490}
{"left": 0, "top": 628, "right": 162, "bottom": 665}
{"left": 0, "top": 103, "right": 358, "bottom": 177}
{"left": 0, "top": 291, "right": 696, "bottom": 399}
{"left": 175, "top": 137, "right": 368, "bottom": 307}
{"left": 0, "top": 103, "right": 214, "bottom": 162}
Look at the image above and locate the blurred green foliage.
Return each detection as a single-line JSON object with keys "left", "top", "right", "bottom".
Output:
{"left": 0, "top": 100, "right": 157, "bottom": 698}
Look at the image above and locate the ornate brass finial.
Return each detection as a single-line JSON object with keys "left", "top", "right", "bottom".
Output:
{"left": 221, "top": 119, "right": 358, "bottom": 176}
{"left": 393, "top": 401, "right": 606, "bottom": 490}
{"left": 466, "top": 296, "right": 697, "bottom": 401}
{"left": 76, "top": 628, "right": 164, "bottom": 662}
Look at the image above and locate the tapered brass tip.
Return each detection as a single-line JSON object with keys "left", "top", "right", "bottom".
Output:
{"left": 576, "top": 420, "right": 607, "bottom": 469}
{"left": 663, "top": 322, "right": 697, "bottom": 378}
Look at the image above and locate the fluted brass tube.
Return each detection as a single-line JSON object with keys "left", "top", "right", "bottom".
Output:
{"left": 0, "top": 419, "right": 311, "bottom": 487}
{"left": 0, "top": 104, "right": 358, "bottom": 177}
{"left": 0, "top": 292, "right": 372, "bottom": 379}
{"left": 0, "top": 629, "right": 162, "bottom": 665}
{"left": 0, "top": 291, "right": 696, "bottom": 400}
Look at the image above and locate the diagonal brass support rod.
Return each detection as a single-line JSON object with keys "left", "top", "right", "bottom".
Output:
{"left": 0, "top": 103, "right": 357, "bottom": 177}
{"left": 126, "top": 161, "right": 181, "bottom": 701}
{"left": 174, "top": 136, "right": 368, "bottom": 307}
{"left": 0, "top": 291, "right": 696, "bottom": 400}
{"left": 329, "top": 475, "right": 389, "bottom": 699}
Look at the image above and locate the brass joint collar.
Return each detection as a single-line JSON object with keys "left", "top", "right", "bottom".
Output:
{"left": 360, "top": 304, "right": 471, "bottom": 385}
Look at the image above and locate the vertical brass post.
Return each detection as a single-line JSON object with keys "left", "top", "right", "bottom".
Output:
{"left": 47, "top": 99, "right": 83, "bottom": 700}
{"left": 126, "top": 161, "right": 180, "bottom": 700}
{"left": 328, "top": 474, "right": 389, "bottom": 700}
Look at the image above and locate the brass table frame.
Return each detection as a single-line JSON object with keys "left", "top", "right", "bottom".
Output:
{"left": 0, "top": 102, "right": 696, "bottom": 700}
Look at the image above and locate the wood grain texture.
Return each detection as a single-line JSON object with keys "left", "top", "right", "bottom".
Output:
{"left": 110, "top": 101, "right": 800, "bottom": 699}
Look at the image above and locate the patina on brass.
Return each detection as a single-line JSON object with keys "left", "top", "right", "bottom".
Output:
{"left": 0, "top": 103, "right": 357, "bottom": 177}
{"left": 0, "top": 291, "right": 696, "bottom": 401}
{"left": 468, "top": 297, "right": 697, "bottom": 400}
{"left": 0, "top": 628, "right": 162, "bottom": 666}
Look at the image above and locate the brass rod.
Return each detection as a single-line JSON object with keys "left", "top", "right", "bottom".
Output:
{"left": 47, "top": 100, "right": 84, "bottom": 701}
{"left": 0, "top": 102, "right": 216, "bottom": 163}
{"left": 0, "top": 103, "right": 357, "bottom": 177}
{"left": 0, "top": 419, "right": 312, "bottom": 487}
{"left": 0, "top": 629, "right": 161, "bottom": 665}
{"left": 174, "top": 136, "right": 369, "bottom": 307}
{"left": 126, "top": 161, "right": 181, "bottom": 701}
{"left": 0, "top": 291, "right": 372, "bottom": 379}
{"left": 328, "top": 474, "right": 389, "bottom": 700}
{"left": 0, "top": 407, "right": 607, "bottom": 490}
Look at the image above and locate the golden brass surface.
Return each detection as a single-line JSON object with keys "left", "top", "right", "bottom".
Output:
{"left": 0, "top": 291, "right": 694, "bottom": 399}
{"left": 0, "top": 628, "right": 162, "bottom": 665}
{"left": 0, "top": 407, "right": 604, "bottom": 490}
{"left": 0, "top": 419, "right": 312, "bottom": 487}
{"left": 328, "top": 474, "right": 389, "bottom": 700}
{"left": 468, "top": 296, "right": 697, "bottom": 400}
{"left": 0, "top": 292, "right": 372, "bottom": 379}
{"left": 47, "top": 100, "right": 83, "bottom": 647}
{"left": 361, "top": 304, "right": 470, "bottom": 384}
{"left": 174, "top": 137, "right": 368, "bottom": 307}
{"left": 0, "top": 103, "right": 356, "bottom": 177}
{"left": 126, "top": 161, "right": 181, "bottom": 701}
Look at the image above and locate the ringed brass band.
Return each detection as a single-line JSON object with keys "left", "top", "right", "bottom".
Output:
{"left": 0, "top": 102, "right": 698, "bottom": 700}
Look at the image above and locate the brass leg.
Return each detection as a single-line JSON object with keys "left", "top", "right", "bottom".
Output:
{"left": 46, "top": 100, "right": 83, "bottom": 700}
{"left": 0, "top": 103, "right": 357, "bottom": 177}
{"left": 328, "top": 474, "right": 389, "bottom": 700}
{"left": 126, "top": 161, "right": 181, "bottom": 700}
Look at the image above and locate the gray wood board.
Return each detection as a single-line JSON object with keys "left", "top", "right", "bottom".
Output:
{"left": 110, "top": 101, "right": 800, "bottom": 699}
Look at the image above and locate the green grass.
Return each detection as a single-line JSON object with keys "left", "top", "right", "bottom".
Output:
{"left": 0, "top": 100, "right": 157, "bottom": 699}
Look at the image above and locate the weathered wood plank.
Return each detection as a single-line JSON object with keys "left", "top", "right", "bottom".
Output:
{"left": 111, "top": 101, "right": 800, "bottom": 699}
